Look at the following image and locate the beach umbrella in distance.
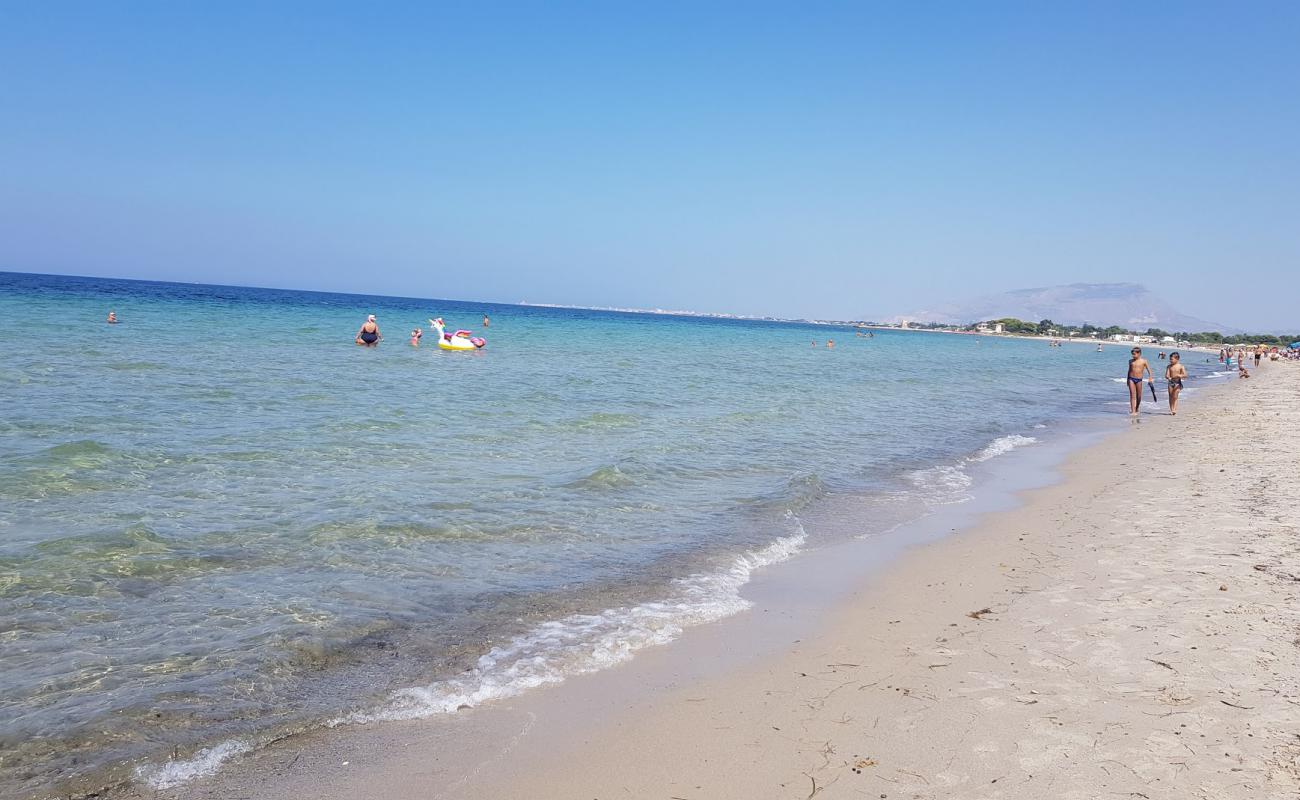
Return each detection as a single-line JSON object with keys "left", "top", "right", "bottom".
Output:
{"left": 1290, "top": 341, "right": 1300, "bottom": 349}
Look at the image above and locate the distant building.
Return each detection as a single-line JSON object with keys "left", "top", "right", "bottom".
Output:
{"left": 993, "top": 322, "right": 1004, "bottom": 334}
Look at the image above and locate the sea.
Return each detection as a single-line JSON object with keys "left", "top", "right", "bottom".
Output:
{"left": 0, "top": 271, "right": 1230, "bottom": 798}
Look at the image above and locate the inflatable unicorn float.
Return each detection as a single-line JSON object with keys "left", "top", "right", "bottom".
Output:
{"left": 429, "top": 318, "right": 486, "bottom": 351}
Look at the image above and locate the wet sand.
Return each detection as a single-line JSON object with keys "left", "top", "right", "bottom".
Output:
{"left": 163, "top": 364, "right": 1299, "bottom": 800}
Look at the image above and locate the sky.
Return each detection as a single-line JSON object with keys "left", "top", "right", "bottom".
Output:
{"left": 2, "top": 2, "right": 1298, "bottom": 330}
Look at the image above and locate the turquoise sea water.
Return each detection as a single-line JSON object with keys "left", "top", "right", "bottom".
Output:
{"left": 0, "top": 272, "right": 1226, "bottom": 797}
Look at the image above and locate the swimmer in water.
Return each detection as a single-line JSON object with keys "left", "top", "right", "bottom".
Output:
{"left": 356, "top": 314, "right": 381, "bottom": 347}
{"left": 483, "top": 314, "right": 490, "bottom": 328}
{"left": 410, "top": 328, "right": 423, "bottom": 346}
{"left": 107, "top": 311, "right": 118, "bottom": 324}
{"left": 827, "top": 339, "right": 834, "bottom": 349}
{"left": 1126, "top": 347, "right": 1154, "bottom": 416}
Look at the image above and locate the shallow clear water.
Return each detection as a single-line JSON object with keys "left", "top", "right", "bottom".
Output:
{"left": 0, "top": 272, "right": 1222, "bottom": 796}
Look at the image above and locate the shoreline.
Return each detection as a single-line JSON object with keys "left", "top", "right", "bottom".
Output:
{"left": 123, "top": 424, "right": 1095, "bottom": 800}
{"left": 466, "top": 363, "right": 1294, "bottom": 799}
{"left": 158, "top": 367, "right": 1296, "bottom": 797}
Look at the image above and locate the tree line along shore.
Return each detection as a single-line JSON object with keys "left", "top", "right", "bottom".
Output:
{"left": 862, "top": 317, "right": 1299, "bottom": 347}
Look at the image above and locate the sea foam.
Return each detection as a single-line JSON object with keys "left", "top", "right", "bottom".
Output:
{"left": 134, "top": 526, "right": 806, "bottom": 789}
{"left": 341, "top": 523, "right": 807, "bottom": 725}
{"left": 906, "top": 434, "right": 1038, "bottom": 504}
{"left": 970, "top": 434, "right": 1038, "bottom": 462}
{"left": 135, "top": 739, "right": 253, "bottom": 790}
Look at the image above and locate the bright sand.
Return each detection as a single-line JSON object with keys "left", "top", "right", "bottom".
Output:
{"left": 166, "top": 363, "right": 1299, "bottom": 800}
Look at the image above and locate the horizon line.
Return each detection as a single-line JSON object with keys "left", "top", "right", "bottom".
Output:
{"left": 5, "top": 269, "right": 1297, "bottom": 337}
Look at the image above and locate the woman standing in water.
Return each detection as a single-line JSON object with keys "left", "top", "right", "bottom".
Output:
{"left": 355, "top": 314, "right": 381, "bottom": 347}
{"left": 1165, "top": 351, "right": 1187, "bottom": 415}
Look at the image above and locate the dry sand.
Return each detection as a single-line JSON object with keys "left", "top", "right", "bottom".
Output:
{"left": 167, "top": 364, "right": 1299, "bottom": 800}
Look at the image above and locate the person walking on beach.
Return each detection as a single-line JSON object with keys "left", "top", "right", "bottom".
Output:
{"left": 356, "top": 314, "right": 381, "bottom": 347}
{"left": 1126, "top": 347, "right": 1154, "bottom": 416}
{"left": 1165, "top": 351, "right": 1187, "bottom": 415}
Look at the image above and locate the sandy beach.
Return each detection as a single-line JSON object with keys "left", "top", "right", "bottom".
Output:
{"left": 165, "top": 363, "right": 1298, "bottom": 800}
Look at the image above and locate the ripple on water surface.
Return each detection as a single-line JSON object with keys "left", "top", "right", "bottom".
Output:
{"left": 0, "top": 273, "right": 1233, "bottom": 798}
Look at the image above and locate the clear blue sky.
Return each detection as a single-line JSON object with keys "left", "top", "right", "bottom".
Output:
{"left": 2, "top": 2, "right": 1297, "bottom": 329}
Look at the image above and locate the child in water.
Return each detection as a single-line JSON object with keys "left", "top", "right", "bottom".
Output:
{"left": 410, "top": 328, "right": 423, "bottom": 346}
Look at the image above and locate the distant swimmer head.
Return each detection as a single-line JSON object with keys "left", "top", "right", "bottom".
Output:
{"left": 367, "top": 314, "right": 376, "bottom": 322}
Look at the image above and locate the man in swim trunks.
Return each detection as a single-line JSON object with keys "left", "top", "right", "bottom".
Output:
{"left": 1126, "top": 347, "right": 1154, "bottom": 416}
{"left": 107, "top": 311, "right": 118, "bottom": 324}
{"left": 1165, "top": 351, "right": 1187, "bottom": 415}
{"left": 356, "top": 314, "right": 381, "bottom": 346}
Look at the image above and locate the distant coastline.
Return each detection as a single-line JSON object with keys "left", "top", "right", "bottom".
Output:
{"left": 853, "top": 324, "right": 1215, "bottom": 350}
{"left": 516, "top": 300, "right": 858, "bottom": 327}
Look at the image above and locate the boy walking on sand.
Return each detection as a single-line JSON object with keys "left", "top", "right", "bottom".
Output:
{"left": 1165, "top": 352, "right": 1187, "bottom": 415}
{"left": 1127, "top": 347, "right": 1154, "bottom": 416}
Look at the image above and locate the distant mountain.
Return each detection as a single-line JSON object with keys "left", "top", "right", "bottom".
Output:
{"left": 892, "top": 283, "right": 1236, "bottom": 334}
